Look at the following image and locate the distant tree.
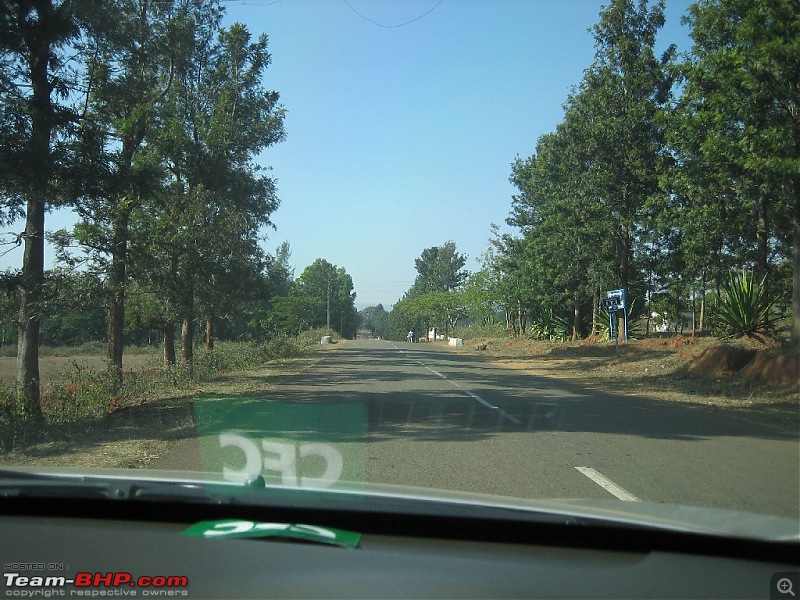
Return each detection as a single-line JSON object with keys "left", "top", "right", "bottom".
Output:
{"left": 359, "top": 304, "right": 389, "bottom": 338}
{"left": 266, "top": 241, "right": 294, "bottom": 299}
{"left": 286, "top": 259, "right": 358, "bottom": 338}
{"left": 460, "top": 268, "right": 498, "bottom": 323}
{"left": 407, "top": 241, "right": 468, "bottom": 298}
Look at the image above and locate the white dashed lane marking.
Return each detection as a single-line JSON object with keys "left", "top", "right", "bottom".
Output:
{"left": 421, "top": 365, "right": 521, "bottom": 425}
{"left": 389, "top": 343, "right": 520, "bottom": 424}
{"left": 575, "top": 467, "right": 640, "bottom": 501}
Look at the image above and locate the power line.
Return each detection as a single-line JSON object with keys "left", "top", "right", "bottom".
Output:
{"left": 342, "top": 0, "right": 445, "bottom": 29}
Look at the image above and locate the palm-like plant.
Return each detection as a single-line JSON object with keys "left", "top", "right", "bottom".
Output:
{"left": 528, "top": 308, "right": 571, "bottom": 342}
{"left": 715, "top": 271, "right": 781, "bottom": 340}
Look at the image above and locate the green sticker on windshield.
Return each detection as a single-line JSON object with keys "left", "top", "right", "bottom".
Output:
{"left": 183, "top": 519, "right": 361, "bottom": 549}
{"left": 193, "top": 395, "right": 366, "bottom": 491}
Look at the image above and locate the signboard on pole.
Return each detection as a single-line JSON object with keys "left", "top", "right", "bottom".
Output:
{"left": 601, "top": 288, "right": 628, "bottom": 351}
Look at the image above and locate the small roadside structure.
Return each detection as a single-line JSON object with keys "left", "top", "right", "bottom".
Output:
{"left": 448, "top": 337, "right": 463, "bottom": 347}
{"left": 321, "top": 336, "right": 332, "bottom": 345}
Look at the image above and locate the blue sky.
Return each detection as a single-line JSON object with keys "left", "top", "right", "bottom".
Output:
{"left": 1, "top": 0, "right": 693, "bottom": 309}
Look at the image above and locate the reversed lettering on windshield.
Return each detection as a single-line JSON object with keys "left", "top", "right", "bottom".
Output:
{"left": 218, "top": 434, "right": 343, "bottom": 487}
{"left": 193, "top": 396, "right": 366, "bottom": 489}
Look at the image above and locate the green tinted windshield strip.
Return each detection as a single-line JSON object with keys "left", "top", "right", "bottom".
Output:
{"left": 182, "top": 519, "right": 361, "bottom": 549}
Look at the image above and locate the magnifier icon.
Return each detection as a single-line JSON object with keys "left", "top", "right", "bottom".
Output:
{"left": 778, "top": 578, "right": 796, "bottom": 597}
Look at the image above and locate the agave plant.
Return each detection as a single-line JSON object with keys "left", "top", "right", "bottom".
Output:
{"left": 715, "top": 270, "right": 781, "bottom": 340}
{"left": 595, "top": 297, "right": 641, "bottom": 342}
{"left": 528, "top": 308, "right": 571, "bottom": 342}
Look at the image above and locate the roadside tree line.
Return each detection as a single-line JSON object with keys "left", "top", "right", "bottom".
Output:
{"left": 375, "top": 0, "right": 797, "bottom": 346}
{"left": 491, "top": 0, "right": 797, "bottom": 344}
{"left": 0, "top": 0, "right": 297, "bottom": 420}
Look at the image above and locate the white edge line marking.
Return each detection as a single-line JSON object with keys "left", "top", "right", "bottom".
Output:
{"left": 575, "top": 467, "right": 640, "bottom": 501}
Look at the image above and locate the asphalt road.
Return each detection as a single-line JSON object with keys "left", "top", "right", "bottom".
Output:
{"left": 154, "top": 339, "right": 800, "bottom": 519}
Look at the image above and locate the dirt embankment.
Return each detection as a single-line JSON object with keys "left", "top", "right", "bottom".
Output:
{"left": 453, "top": 334, "right": 798, "bottom": 426}
{"left": 687, "top": 343, "right": 799, "bottom": 387}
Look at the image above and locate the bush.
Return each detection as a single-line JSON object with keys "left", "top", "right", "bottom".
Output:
{"left": 0, "top": 384, "right": 35, "bottom": 452}
{"left": 713, "top": 270, "right": 782, "bottom": 340}
{"left": 454, "top": 322, "right": 508, "bottom": 341}
{"left": 527, "top": 308, "right": 571, "bottom": 342}
{"left": 0, "top": 333, "right": 321, "bottom": 452}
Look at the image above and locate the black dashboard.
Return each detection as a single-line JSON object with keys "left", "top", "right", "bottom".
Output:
{"left": 1, "top": 494, "right": 797, "bottom": 599}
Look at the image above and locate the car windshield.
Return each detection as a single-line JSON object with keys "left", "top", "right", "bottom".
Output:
{"left": 0, "top": 0, "right": 797, "bottom": 539}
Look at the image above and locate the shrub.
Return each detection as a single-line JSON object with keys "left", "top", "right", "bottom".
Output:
{"left": 0, "top": 384, "right": 35, "bottom": 452}
{"left": 714, "top": 270, "right": 782, "bottom": 340}
{"left": 0, "top": 333, "right": 319, "bottom": 452}
{"left": 44, "top": 361, "right": 119, "bottom": 424}
{"left": 527, "top": 308, "right": 571, "bottom": 342}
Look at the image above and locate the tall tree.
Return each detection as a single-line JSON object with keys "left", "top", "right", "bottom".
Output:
{"left": 66, "top": 0, "right": 180, "bottom": 385}
{"left": 407, "top": 241, "right": 468, "bottom": 298}
{"left": 0, "top": 0, "right": 102, "bottom": 418}
{"left": 289, "top": 259, "right": 357, "bottom": 337}
{"left": 577, "top": 0, "right": 671, "bottom": 294}
{"left": 156, "top": 18, "right": 285, "bottom": 364}
{"left": 677, "top": 0, "right": 799, "bottom": 344}
{"left": 509, "top": 117, "right": 617, "bottom": 340}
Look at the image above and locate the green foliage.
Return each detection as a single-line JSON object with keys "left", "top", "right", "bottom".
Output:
{"left": 527, "top": 308, "right": 571, "bottom": 342}
{"left": 0, "top": 334, "right": 317, "bottom": 452}
{"left": 280, "top": 260, "right": 358, "bottom": 338}
{"left": 359, "top": 305, "right": 390, "bottom": 339}
{"left": 482, "top": 315, "right": 499, "bottom": 327}
{"left": 454, "top": 321, "right": 508, "bottom": 341}
{"left": 407, "top": 241, "right": 468, "bottom": 298}
{"left": 713, "top": 271, "right": 782, "bottom": 340}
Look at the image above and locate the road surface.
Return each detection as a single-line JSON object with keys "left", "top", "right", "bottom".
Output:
{"left": 154, "top": 339, "right": 800, "bottom": 519}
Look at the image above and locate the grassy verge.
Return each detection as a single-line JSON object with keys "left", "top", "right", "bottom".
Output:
{"left": 0, "top": 329, "right": 341, "bottom": 456}
{"left": 447, "top": 331, "right": 799, "bottom": 429}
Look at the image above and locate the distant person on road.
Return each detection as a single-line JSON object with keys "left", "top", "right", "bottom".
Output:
{"left": 407, "top": 331, "right": 414, "bottom": 343}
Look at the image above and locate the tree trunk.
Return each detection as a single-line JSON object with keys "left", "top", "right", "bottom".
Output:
{"left": 17, "top": 198, "right": 45, "bottom": 421}
{"left": 755, "top": 194, "right": 769, "bottom": 286}
{"left": 16, "top": 14, "right": 55, "bottom": 422}
{"left": 792, "top": 164, "right": 800, "bottom": 346}
{"left": 181, "top": 315, "right": 193, "bottom": 364}
{"left": 620, "top": 186, "right": 632, "bottom": 293}
{"left": 163, "top": 324, "right": 176, "bottom": 368}
{"left": 205, "top": 311, "right": 214, "bottom": 351}
{"left": 572, "top": 291, "right": 581, "bottom": 341}
{"left": 645, "top": 272, "right": 653, "bottom": 337}
{"left": 699, "top": 272, "right": 706, "bottom": 333}
{"left": 181, "top": 271, "right": 194, "bottom": 367}
{"left": 107, "top": 208, "right": 130, "bottom": 388}
{"left": 590, "top": 287, "right": 600, "bottom": 338}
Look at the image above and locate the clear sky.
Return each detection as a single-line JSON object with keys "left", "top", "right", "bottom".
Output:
{"left": 0, "top": 0, "right": 694, "bottom": 309}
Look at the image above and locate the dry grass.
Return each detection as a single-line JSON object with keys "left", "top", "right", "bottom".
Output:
{"left": 451, "top": 335, "right": 799, "bottom": 429}
{"left": 0, "top": 345, "right": 338, "bottom": 469}
{"left": 0, "top": 354, "right": 159, "bottom": 385}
